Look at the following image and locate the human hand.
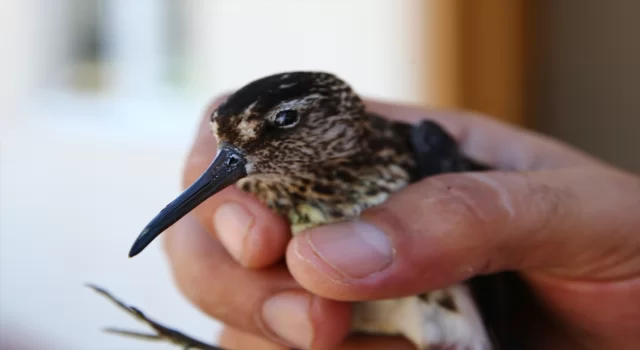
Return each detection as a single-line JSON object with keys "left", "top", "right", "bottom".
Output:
{"left": 164, "top": 97, "right": 640, "bottom": 350}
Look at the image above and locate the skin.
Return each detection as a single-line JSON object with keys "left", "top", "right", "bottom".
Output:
{"left": 163, "top": 96, "right": 640, "bottom": 350}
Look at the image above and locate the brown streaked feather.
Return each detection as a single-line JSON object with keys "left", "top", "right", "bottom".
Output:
{"left": 214, "top": 72, "right": 492, "bottom": 349}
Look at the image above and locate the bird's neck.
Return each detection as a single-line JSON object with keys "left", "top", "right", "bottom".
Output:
{"left": 357, "top": 112, "right": 420, "bottom": 181}
{"left": 236, "top": 112, "right": 420, "bottom": 233}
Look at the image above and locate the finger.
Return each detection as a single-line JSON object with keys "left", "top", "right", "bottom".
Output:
{"left": 182, "top": 95, "right": 290, "bottom": 268}
{"left": 218, "top": 326, "right": 288, "bottom": 350}
{"left": 218, "top": 326, "right": 416, "bottom": 350}
{"left": 163, "top": 214, "right": 352, "bottom": 349}
{"left": 287, "top": 166, "right": 640, "bottom": 300}
{"left": 364, "top": 99, "right": 603, "bottom": 171}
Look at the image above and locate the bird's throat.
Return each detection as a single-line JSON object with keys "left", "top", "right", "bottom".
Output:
{"left": 234, "top": 112, "right": 421, "bottom": 232}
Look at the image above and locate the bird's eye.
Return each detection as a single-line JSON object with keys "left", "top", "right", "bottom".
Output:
{"left": 273, "top": 110, "right": 299, "bottom": 128}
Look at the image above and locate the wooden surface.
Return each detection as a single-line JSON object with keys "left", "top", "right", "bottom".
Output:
{"left": 426, "top": 0, "right": 534, "bottom": 127}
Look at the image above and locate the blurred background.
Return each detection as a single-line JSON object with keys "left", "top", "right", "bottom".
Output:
{"left": 1, "top": 1, "right": 638, "bottom": 349}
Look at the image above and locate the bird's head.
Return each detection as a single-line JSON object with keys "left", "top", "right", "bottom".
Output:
{"left": 129, "top": 71, "right": 367, "bottom": 256}
{"left": 212, "top": 71, "right": 367, "bottom": 174}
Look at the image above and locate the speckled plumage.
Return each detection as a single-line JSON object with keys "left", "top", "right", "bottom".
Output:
{"left": 210, "top": 72, "right": 492, "bottom": 349}
{"left": 92, "top": 71, "right": 498, "bottom": 350}
{"left": 214, "top": 76, "right": 419, "bottom": 233}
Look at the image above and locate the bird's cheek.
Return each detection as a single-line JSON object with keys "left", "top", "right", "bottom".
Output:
{"left": 244, "top": 160, "right": 256, "bottom": 174}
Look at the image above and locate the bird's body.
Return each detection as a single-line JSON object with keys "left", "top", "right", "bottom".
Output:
{"left": 211, "top": 73, "right": 492, "bottom": 349}
{"left": 107, "top": 71, "right": 496, "bottom": 350}
{"left": 235, "top": 111, "right": 417, "bottom": 235}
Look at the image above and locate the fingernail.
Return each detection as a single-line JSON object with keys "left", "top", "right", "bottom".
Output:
{"left": 262, "top": 292, "right": 314, "bottom": 349}
{"left": 306, "top": 221, "right": 394, "bottom": 279}
{"left": 214, "top": 202, "right": 254, "bottom": 262}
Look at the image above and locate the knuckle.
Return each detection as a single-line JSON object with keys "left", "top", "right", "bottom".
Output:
{"left": 416, "top": 174, "right": 511, "bottom": 268}
{"left": 364, "top": 173, "right": 499, "bottom": 238}
{"left": 519, "top": 172, "right": 574, "bottom": 237}
{"left": 424, "top": 174, "right": 496, "bottom": 227}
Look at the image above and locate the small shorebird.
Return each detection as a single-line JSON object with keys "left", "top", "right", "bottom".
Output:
{"left": 94, "top": 72, "right": 508, "bottom": 350}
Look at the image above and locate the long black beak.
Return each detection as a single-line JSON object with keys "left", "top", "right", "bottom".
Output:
{"left": 128, "top": 144, "right": 248, "bottom": 258}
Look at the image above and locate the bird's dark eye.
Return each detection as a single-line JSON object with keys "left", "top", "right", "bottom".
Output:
{"left": 273, "top": 110, "right": 299, "bottom": 128}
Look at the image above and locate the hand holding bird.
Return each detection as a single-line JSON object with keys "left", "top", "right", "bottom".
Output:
{"left": 94, "top": 72, "right": 640, "bottom": 350}
{"left": 169, "top": 80, "right": 640, "bottom": 349}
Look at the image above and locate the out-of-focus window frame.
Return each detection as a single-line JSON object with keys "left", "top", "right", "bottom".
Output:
{"left": 46, "top": 0, "right": 189, "bottom": 96}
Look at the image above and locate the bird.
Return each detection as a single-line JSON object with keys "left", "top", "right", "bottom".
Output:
{"left": 95, "top": 71, "right": 520, "bottom": 350}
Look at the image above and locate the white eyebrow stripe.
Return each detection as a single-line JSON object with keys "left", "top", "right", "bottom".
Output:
{"left": 237, "top": 119, "right": 258, "bottom": 140}
{"left": 279, "top": 82, "right": 297, "bottom": 89}
{"left": 275, "top": 93, "right": 323, "bottom": 111}
{"left": 243, "top": 100, "right": 258, "bottom": 113}
{"left": 210, "top": 120, "right": 219, "bottom": 136}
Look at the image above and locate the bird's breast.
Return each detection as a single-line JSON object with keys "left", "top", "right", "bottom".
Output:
{"left": 236, "top": 165, "right": 412, "bottom": 234}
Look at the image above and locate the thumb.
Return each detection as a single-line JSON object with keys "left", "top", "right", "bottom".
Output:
{"left": 285, "top": 166, "right": 640, "bottom": 300}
